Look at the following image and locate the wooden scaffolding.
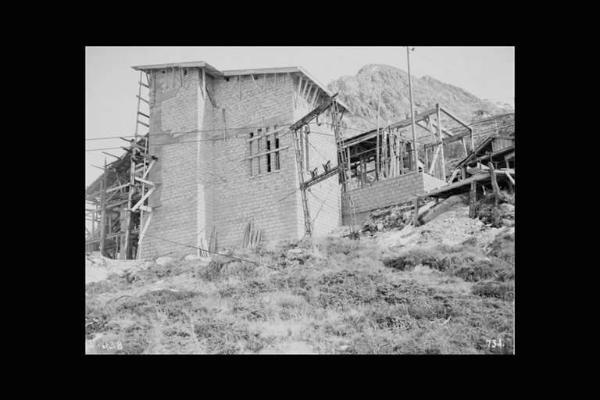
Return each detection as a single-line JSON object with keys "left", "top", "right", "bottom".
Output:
{"left": 85, "top": 72, "right": 158, "bottom": 259}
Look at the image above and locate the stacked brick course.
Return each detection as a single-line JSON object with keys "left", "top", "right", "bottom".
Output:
{"left": 139, "top": 67, "right": 342, "bottom": 259}
{"left": 341, "top": 172, "right": 446, "bottom": 225}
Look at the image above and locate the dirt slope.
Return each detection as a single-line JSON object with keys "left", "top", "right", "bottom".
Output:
{"left": 85, "top": 199, "right": 514, "bottom": 355}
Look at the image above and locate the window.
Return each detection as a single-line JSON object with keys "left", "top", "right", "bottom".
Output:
{"left": 274, "top": 130, "right": 281, "bottom": 170}
{"left": 247, "top": 125, "right": 284, "bottom": 176}
{"left": 266, "top": 127, "right": 272, "bottom": 172}
{"left": 249, "top": 132, "right": 254, "bottom": 176}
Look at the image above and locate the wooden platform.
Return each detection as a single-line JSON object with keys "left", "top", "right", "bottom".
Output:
{"left": 424, "top": 168, "right": 514, "bottom": 199}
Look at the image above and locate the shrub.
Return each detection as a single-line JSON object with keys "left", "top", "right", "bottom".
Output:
{"left": 382, "top": 245, "right": 514, "bottom": 283}
{"left": 472, "top": 281, "right": 514, "bottom": 301}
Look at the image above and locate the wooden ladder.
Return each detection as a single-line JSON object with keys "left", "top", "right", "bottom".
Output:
{"left": 121, "top": 71, "right": 154, "bottom": 259}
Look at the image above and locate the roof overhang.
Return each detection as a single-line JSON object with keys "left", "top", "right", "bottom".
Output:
{"left": 132, "top": 61, "right": 223, "bottom": 77}
{"left": 222, "top": 66, "right": 350, "bottom": 112}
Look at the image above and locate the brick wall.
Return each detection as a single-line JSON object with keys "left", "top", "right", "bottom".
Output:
{"left": 206, "top": 73, "right": 302, "bottom": 249}
{"left": 138, "top": 69, "right": 343, "bottom": 258}
{"left": 140, "top": 67, "right": 205, "bottom": 260}
{"left": 422, "top": 172, "right": 446, "bottom": 192}
{"left": 341, "top": 172, "right": 443, "bottom": 225}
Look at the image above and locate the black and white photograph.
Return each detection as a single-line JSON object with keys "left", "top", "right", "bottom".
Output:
{"left": 85, "top": 46, "right": 515, "bottom": 355}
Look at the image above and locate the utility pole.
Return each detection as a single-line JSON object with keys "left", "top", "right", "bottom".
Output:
{"left": 407, "top": 46, "right": 418, "bottom": 171}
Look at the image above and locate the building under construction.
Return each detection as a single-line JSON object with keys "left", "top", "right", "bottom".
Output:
{"left": 85, "top": 61, "right": 515, "bottom": 260}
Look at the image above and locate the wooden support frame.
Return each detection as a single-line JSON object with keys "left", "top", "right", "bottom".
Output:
{"left": 437, "top": 104, "right": 446, "bottom": 181}
{"left": 489, "top": 162, "right": 500, "bottom": 206}
{"left": 130, "top": 187, "right": 155, "bottom": 212}
{"left": 99, "top": 159, "right": 107, "bottom": 256}
{"left": 428, "top": 145, "right": 441, "bottom": 176}
{"left": 136, "top": 212, "right": 153, "bottom": 259}
{"left": 469, "top": 181, "right": 477, "bottom": 218}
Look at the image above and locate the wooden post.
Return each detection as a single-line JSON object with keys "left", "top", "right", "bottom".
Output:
{"left": 469, "top": 181, "right": 477, "bottom": 218}
{"left": 469, "top": 127, "right": 474, "bottom": 153}
{"left": 489, "top": 161, "right": 500, "bottom": 206}
{"left": 436, "top": 104, "right": 446, "bottom": 181}
{"left": 346, "top": 146, "right": 351, "bottom": 191}
{"left": 99, "top": 158, "right": 107, "bottom": 256}
{"left": 120, "top": 150, "right": 135, "bottom": 259}
{"left": 399, "top": 141, "right": 405, "bottom": 175}
{"left": 507, "top": 176, "right": 514, "bottom": 194}
{"left": 413, "top": 197, "right": 420, "bottom": 225}
{"left": 407, "top": 47, "right": 418, "bottom": 171}
{"left": 375, "top": 130, "right": 380, "bottom": 181}
{"left": 360, "top": 157, "right": 367, "bottom": 187}
{"left": 90, "top": 210, "right": 95, "bottom": 241}
{"left": 292, "top": 128, "right": 311, "bottom": 236}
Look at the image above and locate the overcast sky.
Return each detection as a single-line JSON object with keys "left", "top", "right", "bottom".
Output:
{"left": 85, "top": 46, "right": 514, "bottom": 186}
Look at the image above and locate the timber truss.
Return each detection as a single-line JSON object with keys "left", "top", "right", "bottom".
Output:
{"left": 340, "top": 103, "right": 474, "bottom": 190}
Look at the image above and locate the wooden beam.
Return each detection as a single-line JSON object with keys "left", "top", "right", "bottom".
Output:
{"left": 106, "top": 199, "right": 129, "bottom": 209}
{"left": 415, "top": 120, "right": 453, "bottom": 138}
{"left": 437, "top": 104, "right": 446, "bottom": 181}
{"left": 134, "top": 176, "right": 154, "bottom": 186}
{"left": 501, "top": 170, "right": 515, "bottom": 185}
{"left": 489, "top": 162, "right": 500, "bottom": 206}
{"left": 425, "top": 171, "right": 494, "bottom": 198}
{"left": 302, "top": 166, "right": 339, "bottom": 189}
{"left": 142, "top": 160, "right": 156, "bottom": 179}
{"left": 130, "top": 187, "right": 155, "bottom": 212}
{"left": 136, "top": 212, "right": 153, "bottom": 259}
{"left": 244, "top": 146, "right": 289, "bottom": 160}
{"left": 439, "top": 106, "right": 471, "bottom": 130}
{"left": 120, "top": 145, "right": 137, "bottom": 259}
{"left": 136, "top": 95, "right": 149, "bottom": 105}
{"left": 289, "top": 94, "right": 337, "bottom": 131}
{"left": 469, "top": 182, "right": 477, "bottom": 218}
{"left": 102, "top": 152, "right": 121, "bottom": 160}
{"left": 309, "top": 85, "right": 319, "bottom": 106}
{"left": 413, "top": 197, "right": 420, "bottom": 225}
{"left": 448, "top": 168, "right": 460, "bottom": 183}
{"left": 297, "top": 77, "right": 307, "bottom": 97}
{"left": 106, "top": 183, "right": 130, "bottom": 194}
{"left": 302, "top": 82, "right": 311, "bottom": 99}
{"left": 99, "top": 159, "right": 107, "bottom": 256}
{"left": 428, "top": 145, "right": 441, "bottom": 175}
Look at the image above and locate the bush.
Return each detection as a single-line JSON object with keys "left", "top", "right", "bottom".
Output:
{"left": 487, "top": 230, "right": 515, "bottom": 265}
{"left": 472, "top": 281, "right": 514, "bottom": 301}
{"left": 382, "top": 245, "right": 514, "bottom": 283}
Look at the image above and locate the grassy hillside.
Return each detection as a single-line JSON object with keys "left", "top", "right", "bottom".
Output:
{"left": 86, "top": 196, "right": 515, "bottom": 355}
